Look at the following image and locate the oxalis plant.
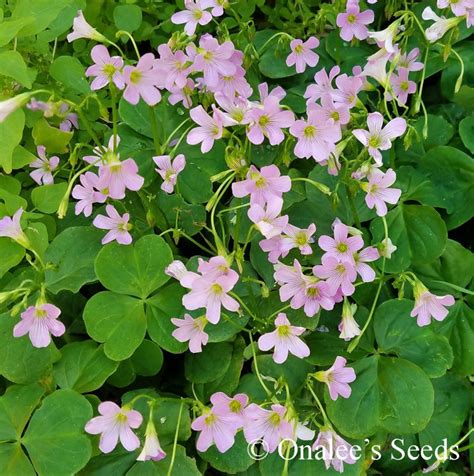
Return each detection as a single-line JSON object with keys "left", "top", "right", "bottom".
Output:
{"left": 0, "top": 0, "right": 473, "bottom": 474}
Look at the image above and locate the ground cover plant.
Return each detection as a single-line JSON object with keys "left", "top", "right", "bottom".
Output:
{"left": 0, "top": 0, "right": 473, "bottom": 474}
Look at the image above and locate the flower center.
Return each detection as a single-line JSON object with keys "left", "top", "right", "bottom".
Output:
{"left": 129, "top": 70, "right": 142, "bottom": 84}
{"left": 258, "top": 115, "right": 270, "bottom": 128}
{"left": 36, "top": 309, "right": 47, "bottom": 319}
{"left": 368, "top": 136, "right": 380, "bottom": 148}
{"left": 331, "top": 111, "right": 340, "bottom": 121}
{"left": 103, "top": 63, "right": 117, "bottom": 77}
{"left": 277, "top": 325, "right": 291, "bottom": 337}
{"left": 117, "top": 222, "right": 131, "bottom": 232}
{"left": 295, "top": 232, "right": 308, "bottom": 246}
{"left": 294, "top": 44, "right": 304, "bottom": 54}
{"left": 336, "top": 264, "right": 346, "bottom": 274}
{"left": 269, "top": 412, "right": 281, "bottom": 426}
{"left": 229, "top": 400, "right": 242, "bottom": 413}
{"left": 116, "top": 413, "right": 128, "bottom": 423}
{"left": 205, "top": 413, "right": 216, "bottom": 425}
{"left": 211, "top": 283, "right": 223, "bottom": 295}
{"left": 306, "top": 286, "right": 320, "bottom": 298}
{"left": 203, "top": 50, "right": 213, "bottom": 61}
{"left": 194, "top": 9, "right": 204, "bottom": 20}
{"left": 347, "top": 13, "right": 357, "bottom": 24}
{"left": 400, "top": 81, "right": 409, "bottom": 91}
{"left": 303, "top": 125, "right": 316, "bottom": 138}
{"left": 336, "top": 242, "right": 348, "bottom": 253}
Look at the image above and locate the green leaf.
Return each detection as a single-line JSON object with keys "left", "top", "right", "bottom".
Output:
{"left": 0, "top": 384, "right": 44, "bottom": 441}
{"left": 152, "top": 399, "right": 191, "bottom": 444}
{"left": 45, "top": 226, "right": 103, "bottom": 294}
{"left": 32, "top": 119, "right": 73, "bottom": 154}
{"left": 414, "top": 114, "right": 454, "bottom": 149}
{"left": 31, "top": 183, "right": 67, "bottom": 214}
{"left": 12, "top": 145, "right": 36, "bottom": 170}
{"left": 0, "top": 109, "right": 25, "bottom": 174}
{"left": 0, "top": 238, "right": 25, "bottom": 278}
{"left": 0, "top": 313, "right": 58, "bottom": 384}
{"left": 326, "top": 355, "right": 434, "bottom": 438}
{"left": 185, "top": 342, "right": 233, "bottom": 384}
{"left": 113, "top": 5, "right": 142, "bottom": 32}
{"left": 0, "top": 51, "right": 32, "bottom": 88}
{"left": 95, "top": 234, "right": 172, "bottom": 299}
{"left": 435, "top": 301, "right": 474, "bottom": 376}
{"left": 23, "top": 389, "right": 92, "bottom": 475}
{"left": 53, "top": 341, "right": 119, "bottom": 393}
{"left": 371, "top": 205, "right": 447, "bottom": 273}
{"left": 0, "top": 18, "right": 35, "bottom": 47}
{"left": 200, "top": 432, "right": 255, "bottom": 474}
{"left": 49, "top": 56, "right": 90, "bottom": 94}
{"left": 83, "top": 291, "right": 147, "bottom": 361}
{"left": 12, "top": 0, "right": 72, "bottom": 37}
{"left": 419, "top": 373, "right": 471, "bottom": 464}
{"left": 146, "top": 283, "right": 187, "bottom": 354}
{"left": 374, "top": 299, "right": 453, "bottom": 377}
{"left": 416, "top": 146, "right": 474, "bottom": 229}
{"left": 413, "top": 239, "right": 474, "bottom": 294}
{"left": 459, "top": 114, "right": 474, "bottom": 153}
{"left": 0, "top": 443, "right": 35, "bottom": 475}
{"left": 129, "top": 339, "right": 163, "bottom": 377}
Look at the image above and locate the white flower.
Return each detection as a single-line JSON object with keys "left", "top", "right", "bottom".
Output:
{"left": 422, "top": 7, "right": 462, "bottom": 43}
{"left": 67, "top": 10, "right": 106, "bottom": 43}
{"left": 0, "top": 92, "right": 31, "bottom": 123}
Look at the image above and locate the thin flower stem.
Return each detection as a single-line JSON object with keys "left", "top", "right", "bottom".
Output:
{"left": 167, "top": 400, "right": 185, "bottom": 476}
{"left": 149, "top": 106, "right": 161, "bottom": 155}
{"left": 115, "top": 30, "right": 141, "bottom": 60}
{"left": 162, "top": 119, "right": 191, "bottom": 150}
{"left": 248, "top": 331, "right": 272, "bottom": 397}
{"left": 348, "top": 216, "right": 388, "bottom": 353}
{"left": 76, "top": 109, "right": 105, "bottom": 151}
{"left": 306, "top": 380, "right": 330, "bottom": 426}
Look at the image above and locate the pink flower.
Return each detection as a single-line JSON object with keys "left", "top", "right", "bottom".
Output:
{"left": 281, "top": 223, "right": 317, "bottom": 256}
{"left": 332, "top": 73, "right": 363, "bottom": 108}
{"left": 29, "top": 146, "right": 59, "bottom": 185}
{"left": 363, "top": 48, "right": 392, "bottom": 86}
{"left": 361, "top": 168, "right": 401, "bottom": 216}
{"left": 85, "top": 402, "right": 143, "bottom": 453}
{"left": 304, "top": 66, "right": 340, "bottom": 104}
{"left": 153, "top": 154, "right": 186, "bottom": 193}
{"left": 396, "top": 47, "right": 424, "bottom": 72}
{"left": 437, "top": 0, "right": 471, "bottom": 17}
{"left": 123, "top": 53, "right": 162, "bottom": 106}
{"left": 168, "top": 79, "right": 195, "bottom": 108}
{"left": 336, "top": 2, "right": 374, "bottom": 41}
{"left": 215, "top": 94, "right": 252, "bottom": 125}
{"left": 0, "top": 92, "right": 32, "bottom": 123}
{"left": 201, "top": 0, "right": 228, "bottom": 16}
{"left": 98, "top": 157, "right": 144, "bottom": 199}
{"left": 246, "top": 97, "right": 295, "bottom": 146}
{"left": 310, "top": 95, "right": 350, "bottom": 126}
{"left": 212, "top": 69, "right": 252, "bottom": 98}
{"left": 192, "top": 408, "right": 239, "bottom": 453}
{"left": 313, "top": 256, "right": 357, "bottom": 296}
{"left": 171, "top": 314, "right": 208, "bottom": 353}
{"left": 286, "top": 37, "right": 320, "bottom": 73}
{"left": 137, "top": 421, "right": 166, "bottom": 462}
{"left": 318, "top": 222, "right": 364, "bottom": 264}
{"left": 368, "top": 23, "right": 399, "bottom": 53}
{"left": 171, "top": 0, "right": 213, "bottom": 36}
{"left": 93, "top": 205, "right": 133, "bottom": 245}
{"left": 410, "top": 285, "right": 455, "bottom": 327}
{"left": 210, "top": 392, "right": 248, "bottom": 427}
{"left": 248, "top": 200, "right": 288, "bottom": 239}
{"left": 292, "top": 278, "right": 335, "bottom": 317}
{"left": 182, "top": 268, "right": 240, "bottom": 324}
{"left": 232, "top": 165, "right": 291, "bottom": 206}
{"left": 155, "top": 44, "right": 191, "bottom": 89}
{"left": 387, "top": 68, "right": 417, "bottom": 105}
{"left": 0, "top": 208, "right": 28, "bottom": 246}
{"left": 243, "top": 404, "right": 293, "bottom": 453}
{"left": 338, "top": 300, "right": 361, "bottom": 341}
{"left": 259, "top": 235, "right": 286, "bottom": 263}
{"left": 72, "top": 172, "right": 107, "bottom": 217}
{"left": 312, "top": 428, "right": 357, "bottom": 472}
{"left": 187, "top": 105, "right": 227, "bottom": 153}
{"left": 188, "top": 35, "right": 237, "bottom": 88}
{"left": 289, "top": 109, "right": 341, "bottom": 161}
{"left": 67, "top": 10, "right": 105, "bottom": 42}
{"left": 258, "top": 313, "right": 310, "bottom": 364}
{"left": 353, "top": 112, "right": 407, "bottom": 165}
{"left": 13, "top": 303, "right": 65, "bottom": 348}
{"left": 315, "top": 356, "right": 356, "bottom": 400}
{"left": 86, "top": 45, "right": 124, "bottom": 90}
{"left": 83, "top": 135, "right": 119, "bottom": 167}
{"left": 353, "top": 246, "right": 379, "bottom": 282}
